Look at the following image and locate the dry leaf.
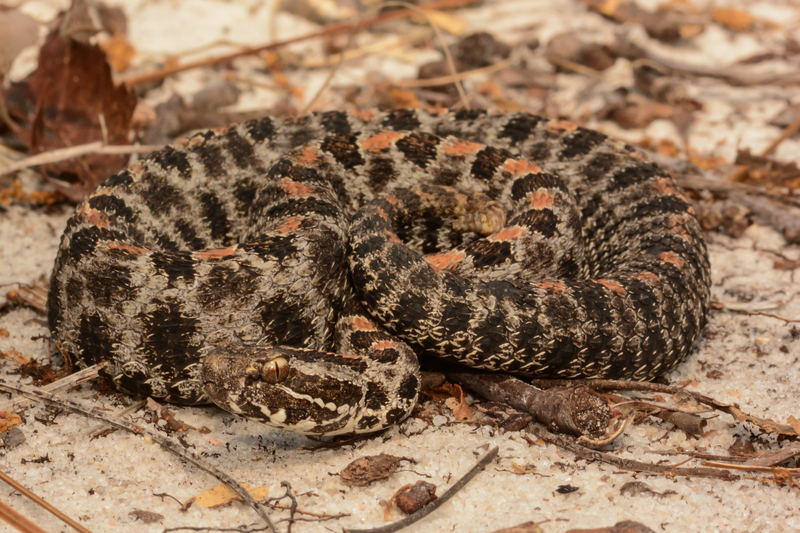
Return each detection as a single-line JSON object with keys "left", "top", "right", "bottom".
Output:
{"left": 1, "top": 349, "right": 29, "bottom": 365}
{"left": 9, "top": 27, "right": 138, "bottom": 201}
{"left": 0, "top": 411, "right": 22, "bottom": 434}
{"left": 417, "top": 9, "right": 467, "bottom": 35}
{"left": 601, "top": 99, "right": 677, "bottom": 129}
{"left": 710, "top": 7, "right": 756, "bottom": 32}
{"left": 0, "top": 9, "right": 39, "bottom": 76}
{"left": 444, "top": 383, "right": 473, "bottom": 422}
{"left": 340, "top": 454, "right": 413, "bottom": 487}
{"left": 195, "top": 482, "right": 270, "bottom": 508}
{"left": 100, "top": 33, "right": 137, "bottom": 73}
{"left": 787, "top": 416, "right": 800, "bottom": 434}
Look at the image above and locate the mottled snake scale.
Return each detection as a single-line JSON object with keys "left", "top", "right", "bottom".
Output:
{"left": 48, "top": 109, "right": 710, "bottom": 435}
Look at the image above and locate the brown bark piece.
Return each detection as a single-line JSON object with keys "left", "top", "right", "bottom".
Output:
{"left": 395, "top": 481, "right": 437, "bottom": 514}
{"left": 340, "top": 454, "right": 414, "bottom": 487}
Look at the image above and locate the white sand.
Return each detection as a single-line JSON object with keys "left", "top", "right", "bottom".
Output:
{"left": 1, "top": 1, "right": 798, "bottom": 532}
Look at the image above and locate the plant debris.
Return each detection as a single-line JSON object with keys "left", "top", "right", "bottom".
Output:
{"left": 340, "top": 454, "right": 415, "bottom": 487}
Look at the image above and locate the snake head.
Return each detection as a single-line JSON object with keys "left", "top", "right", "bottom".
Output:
{"left": 201, "top": 344, "right": 419, "bottom": 436}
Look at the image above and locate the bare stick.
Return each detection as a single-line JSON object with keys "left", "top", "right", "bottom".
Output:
{"left": 0, "top": 379, "right": 277, "bottom": 533}
{"left": 343, "top": 446, "right": 499, "bottom": 533}
{"left": 0, "top": 364, "right": 105, "bottom": 412}
{"left": 522, "top": 424, "right": 739, "bottom": 480}
{"left": 0, "top": 143, "right": 163, "bottom": 178}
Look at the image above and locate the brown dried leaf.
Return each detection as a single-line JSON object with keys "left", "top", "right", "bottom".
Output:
{"left": 419, "top": 9, "right": 467, "bottom": 35}
{"left": 0, "top": 411, "right": 22, "bottom": 434}
{"left": 339, "top": 454, "right": 413, "bottom": 487}
{"left": 733, "top": 149, "right": 800, "bottom": 188}
{"left": 710, "top": 7, "right": 756, "bottom": 32}
{"left": 444, "top": 383, "right": 474, "bottom": 422}
{"left": 387, "top": 88, "right": 420, "bottom": 110}
{"left": 195, "top": 482, "right": 270, "bottom": 508}
{"left": 768, "top": 103, "right": 800, "bottom": 129}
{"left": 773, "top": 257, "right": 800, "bottom": 270}
{"left": 1, "top": 349, "right": 29, "bottom": 365}
{"left": 21, "top": 30, "right": 137, "bottom": 202}
{"left": 0, "top": 9, "right": 39, "bottom": 77}
{"left": 788, "top": 416, "right": 800, "bottom": 434}
{"left": 100, "top": 33, "right": 137, "bottom": 73}
{"left": 726, "top": 405, "right": 798, "bottom": 436}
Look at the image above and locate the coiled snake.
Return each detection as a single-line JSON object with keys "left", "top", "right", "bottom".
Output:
{"left": 47, "top": 109, "right": 710, "bottom": 435}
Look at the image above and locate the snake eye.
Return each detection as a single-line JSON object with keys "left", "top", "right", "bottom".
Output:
{"left": 262, "top": 357, "right": 288, "bottom": 384}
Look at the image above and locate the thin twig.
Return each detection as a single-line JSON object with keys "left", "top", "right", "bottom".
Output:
{"left": 702, "top": 461, "right": 800, "bottom": 474}
{"left": 0, "top": 363, "right": 105, "bottom": 412}
{"left": 522, "top": 424, "right": 739, "bottom": 480}
{"left": 727, "top": 112, "right": 800, "bottom": 182}
{"left": 0, "top": 499, "right": 50, "bottom": 533}
{"left": 122, "top": 0, "right": 480, "bottom": 88}
{"left": 0, "top": 143, "right": 162, "bottom": 178}
{"left": 760, "top": 113, "right": 800, "bottom": 157}
{"left": 0, "top": 470, "right": 93, "bottom": 533}
{"left": 301, "top": 0, "right": 470, "bottom": 115}
{"left": 0, "top": 379, "right": 277, "bottom": 533}
{"left": 343, "top": 446, "right": 499, "bottom": 533}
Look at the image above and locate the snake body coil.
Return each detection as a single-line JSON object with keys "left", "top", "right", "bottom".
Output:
{"left": 48, "top": 109, "right": 710, "bottom": 435}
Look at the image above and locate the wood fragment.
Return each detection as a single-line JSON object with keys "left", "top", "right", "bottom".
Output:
{"left": 451, "top": 373, "right": 611, "bottom": 439}
{"left": 530, "top": 379, "right": 799, "bottom": 436}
